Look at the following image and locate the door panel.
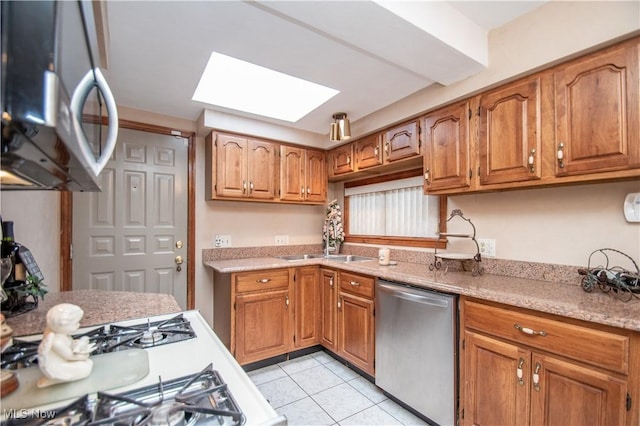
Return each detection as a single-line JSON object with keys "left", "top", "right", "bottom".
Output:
{"left": 73, "top": 128, "right": 188, "bottom": 308}
{"left": 465, "top": 331, "right": 530, "bottom": 426}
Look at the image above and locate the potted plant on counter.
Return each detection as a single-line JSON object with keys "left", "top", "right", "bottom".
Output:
{"left": 323, "top": 199, "right": 345, "bottom": 254}
{"left": 1, "top": 274, "right": 48, "bottom": 317}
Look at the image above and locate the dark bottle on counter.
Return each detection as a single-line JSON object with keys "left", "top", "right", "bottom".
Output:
{"left": 1, "top": 220, "right": 25, "bottom": 287}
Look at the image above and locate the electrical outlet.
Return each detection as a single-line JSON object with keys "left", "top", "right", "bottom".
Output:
{"left": 275, "top": 235, "right": 289, "bottom": 246}
{"left": 214, "top": 235, "right": 231, "bottom": 248}
{"left": 478, "top": 238, "right": 496, "bottom": 258}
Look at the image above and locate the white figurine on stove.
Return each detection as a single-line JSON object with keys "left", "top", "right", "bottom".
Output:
{"left": 37, "top": 303, "right": 96, "bottom": 388}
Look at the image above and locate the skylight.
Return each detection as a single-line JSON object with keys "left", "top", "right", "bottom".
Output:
{"left": 192, "top": 52, "right": 339, "bottom": 122}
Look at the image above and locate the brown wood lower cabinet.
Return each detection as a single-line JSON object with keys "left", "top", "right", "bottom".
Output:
{"left": 335, "top": 270, "right": 375, "bottom": 375}
{"left": 461, "top": 297, "right": 638, "bottom": 426}
{"left": 213, "top": 266, "right": 375, "bottom": 374}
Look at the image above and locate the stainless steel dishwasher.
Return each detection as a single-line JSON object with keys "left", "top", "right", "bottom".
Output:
{"left": 375, "top": 279, "right": 457, "bottom": 426}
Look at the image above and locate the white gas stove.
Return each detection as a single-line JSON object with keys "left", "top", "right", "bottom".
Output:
{"left": 1, "top": 310, "right": 286, "bottom": 426}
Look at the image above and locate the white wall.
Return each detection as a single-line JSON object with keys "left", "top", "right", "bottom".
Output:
{"left": 0, "top": 191, "right": 61, "bottom": 292}
{"left": 448, "top": 180, "right": 640, "bottom": 267}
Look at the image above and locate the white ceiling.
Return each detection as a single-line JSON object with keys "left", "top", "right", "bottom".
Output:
{"left": 102, "top": 1, "right": 546, "bottom": 136}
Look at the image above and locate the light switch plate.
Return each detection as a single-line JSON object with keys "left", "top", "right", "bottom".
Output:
{"left": 624, "top": 193, "right": 640, "bottom": 223}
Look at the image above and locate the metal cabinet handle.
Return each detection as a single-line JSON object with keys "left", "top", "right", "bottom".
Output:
{"left": 533, "top": 362, "right": 541, "bottom": 392}
{"left": 346, "top": 155, "right": 351, "bottom": 165}
{"left": 338, "top": 297, "right": 342, "bottom": 310}
{"left": 249, "top": 181, "right": 254, "bottom": 193}
{"left": 349, "top": 281, "right": 361, "bottom": 286}
{"left": 256, "top": 278, "right": 271, "bottom": 283}
{"left": 374, "top": 147, "right": 379, "bottom": 156}
{"left": 307, "top": 187, "right": 311, "bottom": 194}
{"left": 384, "top": 143, "right": 389, "bottom": 153}
{"left": 285, "top": 295, "right": 289, "bottom": 308}
{"left": 329, "top": 277, "right": 334, "bottom": 287}
{"left": 528, "top": 148, "right": 536, "bottom": 173}
{"left": 514, "top": 324, "right": 547, "bottom": 336}
{"left": 557, "top": 143, "right": 565, "bottom": 168}
{"left": 243, "top": 180, "right": 247, "bottom": 194}
{"left": 424, "top": 169, "right": 430, "bottom": 186}
{"left": 516, "top": 357, "right": 525, "bottom": 386}
{"left": 300, "top": 186, "right": 304, "bottom": 197}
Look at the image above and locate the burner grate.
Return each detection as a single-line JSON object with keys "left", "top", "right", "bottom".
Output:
{"left": 2, "top": 365, "right": 246, "bottom": 426}
{"left": 1, "top": 314, "right": 196, "bottom": 370}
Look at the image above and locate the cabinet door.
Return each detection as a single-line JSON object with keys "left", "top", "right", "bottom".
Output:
{"left": 235, "top": 289, "right": 291, "bottom": 365}
{"left": 320, "top": 268, "right": 337, "bottom": 351}
{"left": 479, "top": 75, "right": 545, "bottom": 185}
{"left": 383, "top": 121, "right": 421, "bottom": 163}
{"left": 355, "top": 134, "right": 383, "bottom": 170}
{"left": 331, "top": 144, "right": 355, "bottom": 176}
{"left": 247, "top": 139, "right": 277, "bottom": 199}
{"left": 464, "top": 331, "right": 530, "bottom": 426}
{"left": 216, "top": 134, "right": 248, "bottom": 197}
{"left": 530, "top": 353, "right": 627, "bottom": 426}
{"left": 280, "top": 146, "right": 305, "bottom": 201}
{"left": 423, "top": 101, "right": 471, "bottom": 191}
{"left": 305, "top": 149, "right": 327, "bottom": 202}
{"left": 294, "top": 266, "right": 319, "bottom": 349}
{"left": 338, "top": 292, "right": 375, "bottom": 375}
{"left": 554, "top": 41, "right": 640, "bottom": 175}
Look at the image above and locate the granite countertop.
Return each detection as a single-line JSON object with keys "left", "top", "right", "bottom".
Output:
{"left": 204, "top": 257, "right": 640, "bottom": 333}
{"left": 4, "top": 290, "right": 182, "bottom": 337}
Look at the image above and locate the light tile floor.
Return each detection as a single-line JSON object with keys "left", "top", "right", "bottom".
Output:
{"left": 248, "top": 350, "right": 428, "bottom": 426}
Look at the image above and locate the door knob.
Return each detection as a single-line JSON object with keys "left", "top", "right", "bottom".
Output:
{"left": 176, "top": 240, "right": 183, "bottom": 249}
{"left": 175, "top": 255, "right": 183, "bottom": 271}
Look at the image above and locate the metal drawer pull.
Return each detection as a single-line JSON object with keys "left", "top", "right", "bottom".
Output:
{"left": 514, "top": 324, "right": 547, "bottom": 336}
{"left": 516, "top": 358, "right": 525, "bottom": 386}
{"left": 349, "top": 281, "right": 361, "bottom": 286}
{"left": 256, "top": 278, "right": 271, "bottom": 283}
{"left": 533, "top": 362, "right": 541, "bottom": 392}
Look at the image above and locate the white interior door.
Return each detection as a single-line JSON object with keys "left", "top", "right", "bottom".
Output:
{"left": 72, "top": 128, "right": 188, "bottom": 309}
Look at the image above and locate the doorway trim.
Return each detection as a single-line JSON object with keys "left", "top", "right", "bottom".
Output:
{"left": 60, "top": 119, "right": 196, "bottom": 309}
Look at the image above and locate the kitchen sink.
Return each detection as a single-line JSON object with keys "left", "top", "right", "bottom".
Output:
{"left": 276, "top": 254, "right": 375, "bottom": 262}
{"left": 276, "top": 254, "right": 325, "bottom": 261}
{"left": 324, "top": 255, "right": 376, "bottom": 263}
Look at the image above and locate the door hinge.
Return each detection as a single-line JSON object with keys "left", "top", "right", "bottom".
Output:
{"left": 70, "top": 243, "right": 73, "bottom": 260}
{"left": 372, "top": 308, "right": 375, "bottom": 317}
{"left": 469, "top": 169, "right": 473, "bottom": 179}
{"left": 233, "top": 302, "right": 236, "bottom": 310}
{"left": 477, "top": 107, "right": 481, "bottom": 116}
{"left": 293, "top": 335, "right": 296, "bottom": 343}
{"left": 461, "top": 408, "right": 464, "bottom": 419}
{"left": 477, "top": 166, "right": 481, "bottom": 177}
{"left": 627, "top": 393, "right": 632, "bottom": 411}
{"left": 293, "top": 273, "right": 296, "bottom": 282}
{"left": 462, "top": 339, "right": 465, "bottom": 350}
{"left": 468, "top": 108, "right": 472, "bottom": 120}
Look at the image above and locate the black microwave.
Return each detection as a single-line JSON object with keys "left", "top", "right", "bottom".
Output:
{"left": 1, "top": 0, "right": 118, "bottom": 191}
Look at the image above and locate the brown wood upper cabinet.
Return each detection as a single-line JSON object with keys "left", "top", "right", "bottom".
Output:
{"left": 355, "top": 133, "right": 383, "bottom": 170}
{"left": 554, "top": 39, "right": 640, "bottom": 176}
{"left": 330, "top": 143, "right": 355, "bottom": 176}
{"left": 383, "top": 120, "right": 421, "bottom": 163}
{"left": 280, "top": 146, "right": 327, "bottom": 203}
{"left": 422, "top": 100, "right": 471, "bottom": 192}
{"left": 478, "top": 74, "right": 548, "bottom": 185}
{"left": 205, "top": 132, "right": 277, "bottom": 200}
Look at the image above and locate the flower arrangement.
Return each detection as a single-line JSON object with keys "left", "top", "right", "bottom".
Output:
{"left": 323, "top": 199, "right": 345, "bottom": 252}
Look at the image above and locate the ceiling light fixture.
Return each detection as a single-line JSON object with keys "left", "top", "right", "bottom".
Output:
{"left": 330, "top": 112, "right": 351, "bottom": 141}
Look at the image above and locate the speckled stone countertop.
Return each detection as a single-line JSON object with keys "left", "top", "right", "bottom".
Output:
{"left": 5, "top": 290, "right": 182, "bottom": 337}
{"left": 204, "top": 255, "right": 640, "bottom": 333}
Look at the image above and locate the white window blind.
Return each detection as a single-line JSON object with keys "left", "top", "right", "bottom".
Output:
{"left": 346, "top": 177, "right": 439, "bottom": 238}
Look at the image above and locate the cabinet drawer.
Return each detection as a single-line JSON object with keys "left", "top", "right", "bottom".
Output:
{"left": 234, "top": 269, "right": 290, "bottom": 293}
{"left": 464, "top": 300, "right": 629, "bottom": 374}
{"left": 339, "top": 271, "right": 374, "bottom": 298}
